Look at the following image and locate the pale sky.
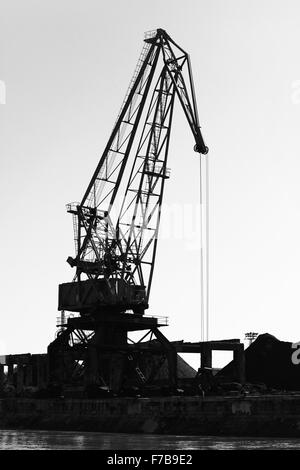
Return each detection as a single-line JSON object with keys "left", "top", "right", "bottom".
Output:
{"left": 1, "top": 0, "right": 300, "bottom": 368}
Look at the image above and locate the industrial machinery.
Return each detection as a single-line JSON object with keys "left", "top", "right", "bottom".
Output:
{"left": 48, "top": 29, "right": 208, "bottom": 395}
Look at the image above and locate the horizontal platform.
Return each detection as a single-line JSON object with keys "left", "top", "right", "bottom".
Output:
{"left": 62, "top": 313, "right": 168, "bottom": 331}
{"left": 0, "top": 353, "right": 46, "bottom": 366}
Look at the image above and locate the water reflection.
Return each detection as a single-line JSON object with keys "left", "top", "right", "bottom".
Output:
{"left": 0, "top": 430, "right": 300, "bottom": 450}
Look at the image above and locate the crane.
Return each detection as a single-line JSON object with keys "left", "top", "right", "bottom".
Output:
{"left": 48, "top": 29, "right": 208, "bottom": 396}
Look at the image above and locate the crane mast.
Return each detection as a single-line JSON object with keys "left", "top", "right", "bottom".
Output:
{"left": 59, "top": 28, "right": 207, "bottom": 318}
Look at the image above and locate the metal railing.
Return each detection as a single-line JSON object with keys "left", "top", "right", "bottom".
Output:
{"left": 56, "top": 313, "right": 79, "bottom": 328}
{"left": 66, "top": 202, "right": 80, "bottom": 213}
{"left": 145, "top": 162, "right": 171, "bottom": 178}
{"left": 143, "top": 314, "right": 169, "bottom": 326}
{"left": 144, "top": 30, "right": 158, "bottom": 40}
{"left": 56, "top": 313, "right": 168, "bottom": 327}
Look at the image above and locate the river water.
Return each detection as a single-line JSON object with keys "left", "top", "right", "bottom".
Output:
{"left": 0, "top": 430, "right": 299, "bottom": 450}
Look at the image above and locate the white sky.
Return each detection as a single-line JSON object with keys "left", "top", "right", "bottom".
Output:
{"left": 1, "top": 0, "right": 300, "bottom": 368}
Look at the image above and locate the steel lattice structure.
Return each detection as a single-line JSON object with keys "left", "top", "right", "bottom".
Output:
{"left": 60, "top": 28, "right": 207, "bottom": 317}
{"left": 50, "top": 29, "right": 208, "bottom": 395}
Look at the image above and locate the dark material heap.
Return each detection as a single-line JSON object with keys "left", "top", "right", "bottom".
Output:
{"left": 219, "top": 333, "right": 300, "bottom": 390}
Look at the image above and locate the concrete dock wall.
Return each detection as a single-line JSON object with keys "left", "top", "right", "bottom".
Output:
{"left": 1, "top": 394, "right": 300, "bottom": 436}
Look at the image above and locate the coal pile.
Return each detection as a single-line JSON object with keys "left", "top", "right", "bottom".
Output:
{"left": 219, "top": 333, "right": 300, "bottom": 390}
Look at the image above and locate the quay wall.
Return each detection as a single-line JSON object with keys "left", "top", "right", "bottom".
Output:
{"left": 1, "top": 395, "right": 300, "bottom": 436}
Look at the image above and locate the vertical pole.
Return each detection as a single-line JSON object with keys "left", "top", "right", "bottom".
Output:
{"left": 87, "top": 344, "right": 98, "bottom": 386}
{"left": 166, "top": 349, "right": 178, "bottom": 389}
{"left": 7, "top": 364, "right": 13, "bottom": 385}
{"left": 25, "top": 365, "right": 33, "bottom": 387}
{"left": 206, "top": 154, "right": 209, "bottom": 341}
{"left": 201, "top": 345, "right": 212, "bottom": 369}
{"left": 234, "top": 345, "right": 245, "bottom": 384}
{"left": 36, "top": 356, "right": 44, "bottom": 389}
{"left": 199, "top": 157, "right": 204, "bottom": 342}
{"left": 0, "top": 364, "right": 4, "bottom": 392}
{"left": 16, "top": 365, "right": 24, "bottom": 394}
